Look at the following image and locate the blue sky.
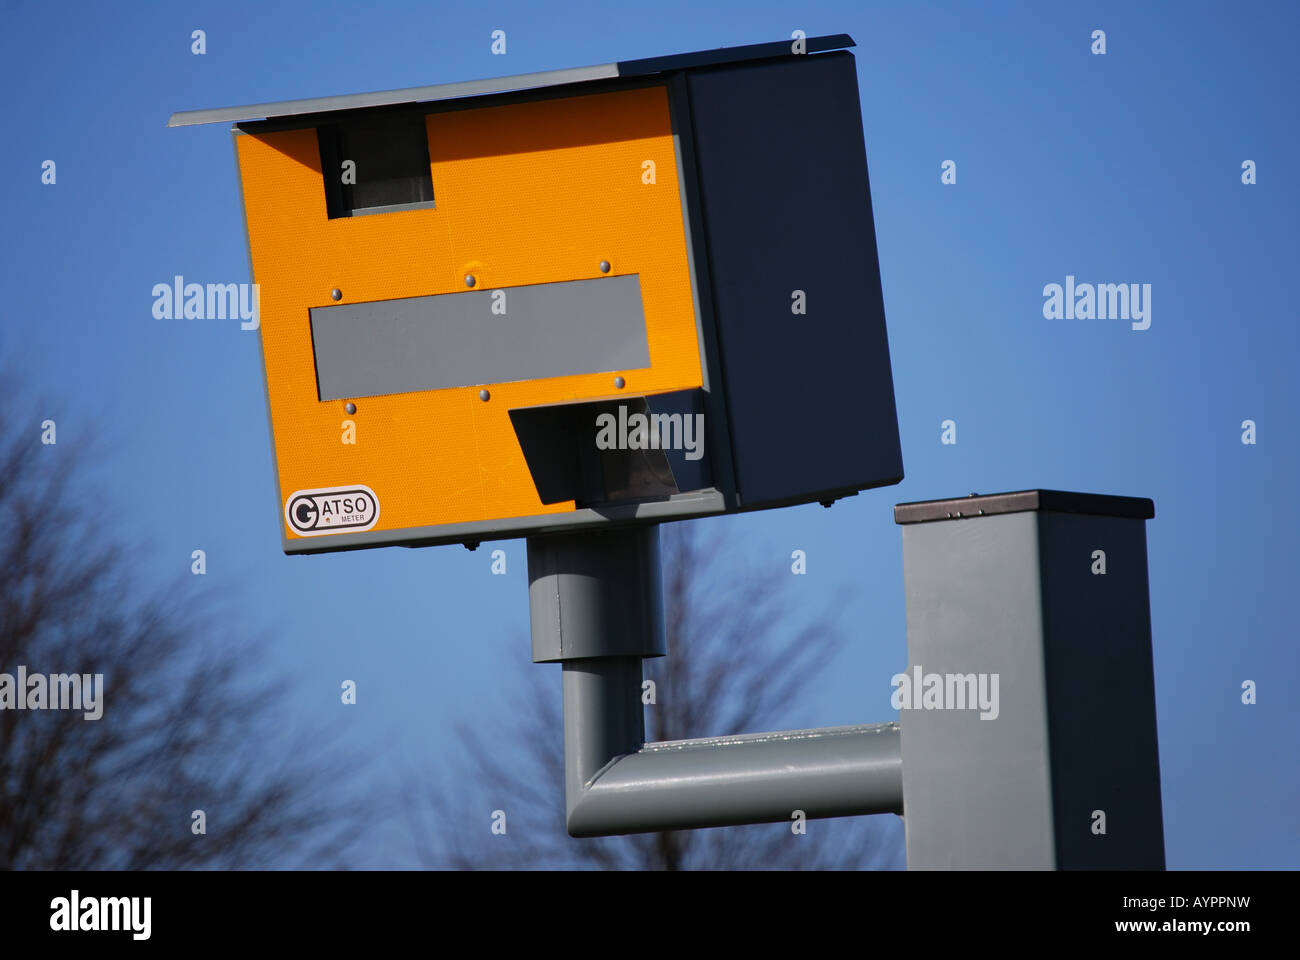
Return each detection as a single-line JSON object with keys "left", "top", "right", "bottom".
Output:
{"left": 3, "top": 0, "right": 1297, "bottom": 868}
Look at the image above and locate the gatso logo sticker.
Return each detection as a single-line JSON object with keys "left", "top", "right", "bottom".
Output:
{"left": 285, "top": 485, "right": 379, "bottom": 536}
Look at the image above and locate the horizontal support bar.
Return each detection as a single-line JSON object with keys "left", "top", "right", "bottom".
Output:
{"left": 566, "top": 721, "right": 903, "bottom": 837}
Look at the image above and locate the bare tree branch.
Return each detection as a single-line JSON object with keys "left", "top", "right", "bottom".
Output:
{"left": 0, "top": 375, "right": 371, "bottom": 869}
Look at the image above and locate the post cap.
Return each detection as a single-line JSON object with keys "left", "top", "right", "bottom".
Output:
{"left": 893, "top": 489, "right": 1154, "bottom": 525}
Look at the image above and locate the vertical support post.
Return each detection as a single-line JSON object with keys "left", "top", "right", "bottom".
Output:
{"left": 561, "top": 658, "right": 645, "bottom": 821}
{"left": 528, "top": 526, "right": 663, "bottom": 819}
{"left": 527, "top": 526, "right": 665, "bottom": 664}
{"left": 894, "top": 490, "right": 1165, "bottom": 870}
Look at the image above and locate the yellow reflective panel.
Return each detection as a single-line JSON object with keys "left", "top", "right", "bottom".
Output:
{"left": 236, "top": 85, "right": 701, "bottom": 541}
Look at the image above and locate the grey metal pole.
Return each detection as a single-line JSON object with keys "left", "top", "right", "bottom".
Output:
{"left": 528, "top": 527, "right": 666, "bottom": 664}
{"left": 528, "top": 525, "right": 904, "bottom": 838}
{"left": 894, "top": 490, "right": 1164, "bottom": 870}
{"left": 566, "top": 722, "right": 902, "bottom": 837}
{"left": 562, "top": 657, "right": 645, "bottom": 822}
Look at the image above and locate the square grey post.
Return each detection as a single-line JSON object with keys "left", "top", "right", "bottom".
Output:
{"left": 894, "top": 490, "right": 1165, "bottom": 870}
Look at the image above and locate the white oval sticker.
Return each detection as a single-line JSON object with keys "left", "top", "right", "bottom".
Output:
{"left": 285, "top": 485, "right": 380, "bottom": 536}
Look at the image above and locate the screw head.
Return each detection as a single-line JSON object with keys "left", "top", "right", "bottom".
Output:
{"left": 614, "top": 376, "right": 625, "bottom": 389}
{"left": 331, "top": 288, "right": 342, "bottom": 301}
{"left": 479, "top": 389, "right": 490, "bottom": 402}
{"left": 465, "top": 274, "right": 477, "bottom": 288}
{"left": 344, "top": 402, "right": 356, "bottom": 415}
{"left": 599, "top": 260, "right": 611, "bottom": 274}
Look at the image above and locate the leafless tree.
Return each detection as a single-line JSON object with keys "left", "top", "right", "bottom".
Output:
{"left": 0, "top": 386, "right": 364, "bottom": 869}
{"left": 410, "top": 519, "right": 903, "bottom": 869}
